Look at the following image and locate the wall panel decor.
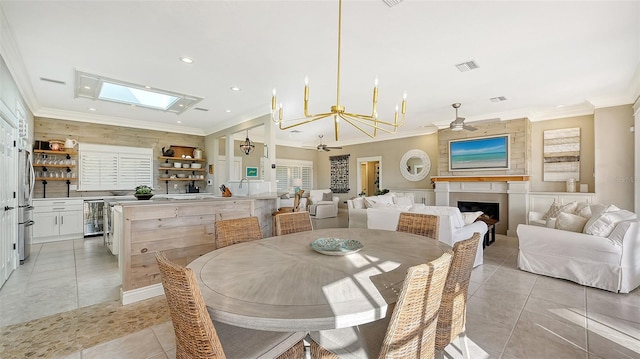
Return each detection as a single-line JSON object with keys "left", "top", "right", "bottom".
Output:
{"left": 329, "top": 154, "right": 350, "bottom": 193}
{"left": 543, "top": 127, "right": 580, "bottom": 181}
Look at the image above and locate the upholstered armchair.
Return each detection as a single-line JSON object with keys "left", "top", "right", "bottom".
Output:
{"left": 308, "top": 189, "right": 339, "bottom": 219}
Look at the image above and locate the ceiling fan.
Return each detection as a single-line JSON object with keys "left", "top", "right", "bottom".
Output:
{"left": 449, "top": 103, "right": 477, "bottom": 132}
{"left": 305, "top": 135, "right": 343, "bottom": 152}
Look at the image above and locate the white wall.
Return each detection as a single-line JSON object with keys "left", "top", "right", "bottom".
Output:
{"left": 594, "top": 105, "right": 635, "bottom": 210}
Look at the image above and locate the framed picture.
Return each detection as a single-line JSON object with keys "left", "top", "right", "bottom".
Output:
{"left": 449, "top": 135, "right": 510, "bottom": 171}
{"left": 245, "top": 166, "right": 258, "bottom": 178}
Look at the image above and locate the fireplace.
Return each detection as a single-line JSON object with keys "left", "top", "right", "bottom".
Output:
{"left": 457, "top": 201, "right": 499, "bottom": 221}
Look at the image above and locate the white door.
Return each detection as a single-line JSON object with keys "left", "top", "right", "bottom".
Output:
{"left": 0, "top": 115, "right": 18, "bottom": 286}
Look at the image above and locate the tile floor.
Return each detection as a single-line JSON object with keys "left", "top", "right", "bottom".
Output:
{"left": 2, "top": 211, "right": 640, "bottom": 358}
{"left": 0, "top": 236, "right": 120, "bottom": 327}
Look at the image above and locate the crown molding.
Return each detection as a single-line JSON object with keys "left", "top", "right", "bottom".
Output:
{"left": 35, "top": 107, "right": 206, "bottom": 136}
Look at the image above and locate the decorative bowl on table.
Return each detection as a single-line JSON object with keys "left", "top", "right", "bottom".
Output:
{"left": 134, "top": 194, "right": 154, "bottom": 200}
{"left": 310, "top": 238, "right": 363, "bottom": 256}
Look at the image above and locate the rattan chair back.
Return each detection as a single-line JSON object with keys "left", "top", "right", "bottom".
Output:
{"left": 435, "top": 233, "right": 481, "bottom": 351}
{"left": 274, "top": 211, "right": 313, "bottom": 236}
{"left": 377, "top": 251, "right": 453, "bottom": 359}
{"left": 215, "top": 216, "right": 262, "bottom": 249}
{"left": 397, "top": 212, "right": 440, "bottom": 240}
{"left": 155, "top": 252, "right": 227, "bottom": 359}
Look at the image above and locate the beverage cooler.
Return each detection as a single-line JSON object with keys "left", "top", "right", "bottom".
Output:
{"left": 83, "top": 200, "right": 104, "bottom": 236}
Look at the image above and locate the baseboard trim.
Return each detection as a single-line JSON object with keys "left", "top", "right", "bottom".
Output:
{"left": 121, "top": 284, "right": 164, "bottom": 305}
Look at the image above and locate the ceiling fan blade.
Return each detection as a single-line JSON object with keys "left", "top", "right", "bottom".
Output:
{"left": 326, "top": 146, "right": 342, "bottom": 149}
{"left": 452, "top": 116, "right": 466, "bottom": 124}
{"left": 463, "top": 124, "right": 477, "bottom": 131}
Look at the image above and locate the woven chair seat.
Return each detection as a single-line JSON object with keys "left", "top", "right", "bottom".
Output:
{"left": 274, "top": 211, "right": 313, "bottom": 236}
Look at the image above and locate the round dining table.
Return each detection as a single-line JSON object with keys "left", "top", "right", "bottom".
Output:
{"left": 188, "top": 227, "right": 449, "bottom": 332}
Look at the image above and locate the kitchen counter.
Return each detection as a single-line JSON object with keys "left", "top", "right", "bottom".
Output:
{"left": 115, "top": 195, "right": 278, "bottom": 304}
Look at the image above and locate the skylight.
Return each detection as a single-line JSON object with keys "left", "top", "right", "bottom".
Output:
{"left": 74, "top": 71, "right": 202, "bottom": 114}
{"left": 99, "top": 82, "right": 179, "bottom": 110}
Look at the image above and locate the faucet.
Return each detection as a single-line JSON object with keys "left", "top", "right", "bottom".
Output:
{"left": 239, "top": 177, "right": 251, "bottom": 196}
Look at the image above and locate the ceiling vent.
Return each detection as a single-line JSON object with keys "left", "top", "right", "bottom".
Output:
{"left": 455, "top": 60, "right": 479, "bottom": 72}
{"left": 382, "top": 0, "right": 403, "bottom": 7}
{"left": 40, "top": 77, "right": 66, "bottom": 85}
{"left": 490, "top": 96, "right": 507, "bottom": 102}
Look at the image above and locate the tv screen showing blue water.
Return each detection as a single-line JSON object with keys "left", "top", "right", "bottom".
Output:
{"left": 450, "top": 136, "right": 508, "bottom": 170}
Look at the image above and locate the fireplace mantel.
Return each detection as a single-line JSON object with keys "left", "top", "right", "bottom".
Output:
{"left": 433, "top": 175, "right": 530, "bottom": 237}
{"left": 431, "top": 175, "right": 530, "bottom": 182}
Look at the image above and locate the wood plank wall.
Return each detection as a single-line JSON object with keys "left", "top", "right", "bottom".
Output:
{"left": 121, "top": 200, "right": 254, "bottom": 291}
{"left": 33, "top": 117, "right": 206, "bottom": 198}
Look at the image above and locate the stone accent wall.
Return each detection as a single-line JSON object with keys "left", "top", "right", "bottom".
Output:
{"left": 33, "top": 117, "right": 205, "bottom": 198}
{"left": 437, "top": 118, "right": 531, "bottom": 176}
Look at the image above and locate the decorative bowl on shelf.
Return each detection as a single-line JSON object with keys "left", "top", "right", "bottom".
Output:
{"left": 134, "top": 194, "right": 154, "bottom": 200}
{"left": 176, "top": 173, "right": 187, "bottom": 178}
{"left": 191, "top": 163, "right": 202, "bottom": 169}
{"left": 160, "top": 163, "right": 172, "bottom": 168}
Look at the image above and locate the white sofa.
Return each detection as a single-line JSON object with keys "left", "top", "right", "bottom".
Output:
{"left": 348, "top": 194, "right": 487, "bottom": 266}
{"left": 308, "top": 189, "right": 339, "bottom": 219}
{"left": 366, "top": 206, "right": 487, "bottom": 267}
{"left": 517, "top": 203, "right": 640, "bottom": 293}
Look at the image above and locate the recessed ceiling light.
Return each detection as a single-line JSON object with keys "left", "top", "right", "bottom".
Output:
{"left": 179, "top": 57, "right": 194, "bottom": 64}
{"left": 230, "top": 86, "right": 241, "bottom": 91}
{"left": 83, "top": 85, "right": 91, "bottom": 90}
{"left": 145, "top": 85, "right": 151, "bottom": 89}
{"left": 177, "top": 120, "right": 182, "bottom": 124}
{"left": 179, "top": 104, "right": 184, "bottom": 107}
{"left": 88, "top": 107, "right": 96, "bottom": 111}
{"left": 225, "top": 109, "right": 232, "bottom": 113}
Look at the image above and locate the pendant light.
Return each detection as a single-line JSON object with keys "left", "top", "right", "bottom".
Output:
{"left": 239, "top": 130, "right": 255, "bottom": 155}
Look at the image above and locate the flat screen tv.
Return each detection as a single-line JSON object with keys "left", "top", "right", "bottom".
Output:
{"left": 449, "top": 135, "right": 510, "bottom": 171}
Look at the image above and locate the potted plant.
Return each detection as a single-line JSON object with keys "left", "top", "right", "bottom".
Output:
{"left": 134, "top": 185, "right": 154, "bottom": 200}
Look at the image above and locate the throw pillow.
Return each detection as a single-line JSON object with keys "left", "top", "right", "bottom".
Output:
{"left": 393, "top": 196, "right": 413, "bottom": 207}
{"left": 582, "top": 204, "right": 619, "bottom": 234}
{"left": 351, "top": 197, "right": 365, "bottom": 209}
{"left": 555, "top": 212, "right": 588, "bottom": 233}
{"left": 364, "top": 196, "right": 378, "bottom": 208}
{"left": 376, "top": 195, "right": 395, "bottom": 205}
{"left": 545, "top": 218, "right": 557, "bottom": 228}
{"left": 461, "top": 211, "right": 484, "bottom": 225}
{"left": 542, "top": 202, "right": 575, "bottom": 220}
{"left": 575, "top": 202, "right": 592, "bottom": 218}
{"left": 322, "top": 191, "right": 333, "bottom": 201}
{"left": 584, "top": 209, "right": 637, "bottom": 237}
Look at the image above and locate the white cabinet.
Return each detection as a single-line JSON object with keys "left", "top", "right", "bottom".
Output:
{"left": 33, "top": 199, "right": 83, "bottom": 243}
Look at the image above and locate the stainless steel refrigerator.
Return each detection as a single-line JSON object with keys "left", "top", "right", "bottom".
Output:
{"left": 18, "top": 148, "right": 34, "bottom": 263}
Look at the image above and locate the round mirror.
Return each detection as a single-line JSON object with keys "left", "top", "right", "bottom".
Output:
{"left": 400, "top": 149, "right": 431, "bottom": 181}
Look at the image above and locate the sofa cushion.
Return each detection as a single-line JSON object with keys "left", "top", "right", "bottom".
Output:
{"left": 461, "top": 211, "right": 484, "bottom": 225}
{"left": 371, "top": 202, "right": 411, "bottom": 212}
{"left": 376, "top": 194, "right": 395, "bottom": 205}
{"left": 545, "top": 218, "right": 557, "bottom": 228}
{"left": 584, "top": 209, "right": 637, "bottom": 237}
{"left": 555, "top": 212, "right": 588, "bottom": 233}
{"left": 322, "top": 191, "right": 334, "bottom": 201}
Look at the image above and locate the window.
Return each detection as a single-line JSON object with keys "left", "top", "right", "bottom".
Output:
{"left": 275, "top": 159, "right": 313, "bottom": 194}
{"left": 78, "top": 144, "right": 153, "bottom": 191}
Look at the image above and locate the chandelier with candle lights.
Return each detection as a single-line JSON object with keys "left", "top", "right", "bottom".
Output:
{"left": 270, "top": 0, "right": 406, "bottom": 141}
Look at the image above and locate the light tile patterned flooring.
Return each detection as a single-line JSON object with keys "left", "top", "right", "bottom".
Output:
{"left": 2, "top": 211, "right": 640, "bottom": 358}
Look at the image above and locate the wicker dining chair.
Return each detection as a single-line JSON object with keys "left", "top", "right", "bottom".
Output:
{"left": 215, "top": 216, "right": 262, "bottom": 249}
{"left": 310, "top": 251, "right": 454, "bottom": 359}
{"left": 435, "top": 232, "right": 481, "bottom": 358}
{"left": 155, "top": 252, "right": 305, "bottom": 359}
{"left": 397, "top": 212, "right": 440, "bottom": 240}
{"left": 274, "top": 211, "right": 313, "bottom": 236}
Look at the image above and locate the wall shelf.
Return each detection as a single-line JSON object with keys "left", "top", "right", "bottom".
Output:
{"left": 34, "top": 149, "right": 78, "bottom": 156}
{"left": 159, "top": 156, "right": 205, "bottom": 162}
